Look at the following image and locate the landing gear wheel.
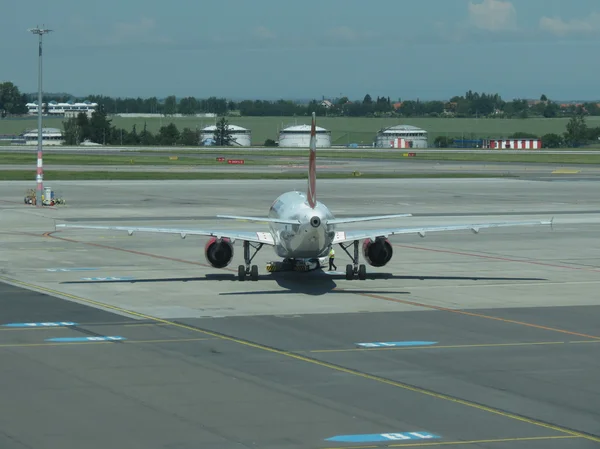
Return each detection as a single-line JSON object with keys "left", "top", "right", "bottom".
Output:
{"left": 345, "top": 264, "right": 354, "bottom": 280}
{"left": 238, "top": 265, "right": 246, "bottom": 281}
{"left": 239, "top": 240, "right": 264, "bottom": 281}
{"left": 358, "top": 264, "right": 367, "bottom": 280}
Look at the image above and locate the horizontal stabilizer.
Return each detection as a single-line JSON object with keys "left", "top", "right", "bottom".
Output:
{"left": 217, "top": 215, "right": 300, "bottom": 225}
{"left": 326, "top": 214, "right": 412, "bottom": 225}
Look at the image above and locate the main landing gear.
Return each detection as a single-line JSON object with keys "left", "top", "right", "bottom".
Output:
{"left": 339, "top": 240, "right": 367, "bottom": 280}
{"left": 238, "top": 240, "right": 263, "bottom": 281}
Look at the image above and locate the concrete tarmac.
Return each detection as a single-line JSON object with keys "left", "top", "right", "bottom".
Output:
{"left": 1, "top": 178, "right": 600, "bottom": 448}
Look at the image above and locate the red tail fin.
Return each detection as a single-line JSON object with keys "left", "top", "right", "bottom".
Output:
{"left": 307, "top": 112, "right": 317, "bottom": 208}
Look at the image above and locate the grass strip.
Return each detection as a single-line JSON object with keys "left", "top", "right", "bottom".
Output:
{"left": 2, "top": 150, "right": 600, "bottom": 164}
{"left": 0, "top": 171, "right": 515, "bottom": 181}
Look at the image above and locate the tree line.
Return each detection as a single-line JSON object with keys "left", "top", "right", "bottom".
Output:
{"left": 434, "top": 112, "right": 600, "bottom": 148}
{"left": 62, "top": 109, "right": 237, "bottom": 147}
{"left": 2, "top": 81, "right": 600, "bottom": 120}
{"left": 64, "top": 106, "right": 600, "bottom": 148}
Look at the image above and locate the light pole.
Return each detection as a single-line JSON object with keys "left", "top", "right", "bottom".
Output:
{"left": 28, "top": 26, "right": 52, "bottom": 207}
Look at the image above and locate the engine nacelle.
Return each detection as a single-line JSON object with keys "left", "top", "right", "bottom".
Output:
{"left": 204, "top": 237, "right": 234, "bottom": 268}
{"left": 362, "top": 237, "right": 393, "bottom": 267}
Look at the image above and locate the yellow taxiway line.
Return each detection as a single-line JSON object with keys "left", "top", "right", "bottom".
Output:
{"left": 1, "top": 275, "right": 599, "bottom": 444}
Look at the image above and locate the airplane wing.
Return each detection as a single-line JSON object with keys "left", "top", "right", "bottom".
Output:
{"left": 55, "top": 224, "right": 275, "bottom": 245}
{"left": 326, "top": 214, "right": 412, "bottom": 225}
{"left": 332, "top": 219, "right": 552, "bottom": 244}
{"left": 216, "top": 215, "right": 300, "bottom": 225}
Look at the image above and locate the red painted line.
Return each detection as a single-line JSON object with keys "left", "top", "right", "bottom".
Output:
{"left": 393, "top": 243, "right": 600, "bottom": 273}
{"left": 354, "top": 291, "right": 600, "bottom": 340}
{"left": 38, "top": 231, "right": 600, "bottom": 340}
{"left": 44, "top": 231, "right": 236, "bottom": 272}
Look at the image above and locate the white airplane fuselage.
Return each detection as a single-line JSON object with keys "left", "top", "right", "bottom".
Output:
{"left": 268, "top": 191, "right": 336, "bottom": 259}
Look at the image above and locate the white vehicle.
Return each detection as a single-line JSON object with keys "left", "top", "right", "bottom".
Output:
{"left": 57, "top": 113, "right": 551, "bottom": 281}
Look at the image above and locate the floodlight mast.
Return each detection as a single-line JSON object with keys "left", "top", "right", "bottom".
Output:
{"left": 28, "top": 26, "right": 52, "bottom": 207}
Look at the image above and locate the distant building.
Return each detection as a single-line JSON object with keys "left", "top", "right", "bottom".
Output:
{"left": 22, "top": 128, "right": 64, "bottom": 146}
{"left": 485, "top": 138, "right": 542, "bottom": 149}
{"left": 278, "top": 124, "right": 331, "bottom": 148}
{"left": 375, "top": 124, "right": 428, "bottom": 148}
{"left": 26, "top": 100, "right": 98, "bottom": 117}
{"left": 201, "top": 124, "right": 251, "bottom": 146}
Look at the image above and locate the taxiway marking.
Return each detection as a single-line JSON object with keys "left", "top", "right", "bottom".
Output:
{"left": 0, "top": 337, "right": 213, "bottom": 348}
{"left": 46, "top": 336, "right": 126, "bottom": 342}
{"left": 0, "top": 322, "right": 168, "bottom": 331}
{"left": 326, "top": 431, "right": 439, "bottom": 442}
{"left": 80, "top": 277, "right": 136, "bottom": 281}
{"left": 46, "top": 268, "right": 96, "bottom": 272}
{"left": 0, "top": 275, "right": 598, "bottom": 444}
{"left": 1, "top": 321, "right": 77, "bottom": 328}
{"left": 309, "top": 340, "right": 600, "bottom": 353}
{"left": 345, "top": 290, "right": 600, "bottom": 341}
{"left": 44, "top": 230, "right": 600, "bottom": 341}
{"left": 356, "top": 341, "right": 438, "bottom": 348}
{"left": 393, "top": 243, "right": 600, "bottom": 273}
{"left": 552, "top": 169, "right": 581, "bottom": 174}
{"left": 323, "top": 435, "right": 579, "bottom": 449}
{"left": 44, "top": 231, "right": 234, "bottom": 272}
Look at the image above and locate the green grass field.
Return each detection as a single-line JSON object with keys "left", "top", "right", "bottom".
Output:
{"left": 2, "top": 151, "right": 600, "bottom": 165}
{"left": 0, "top": 153, "right": 268, "bottom": 166}
{"left": 0, "top": 171, "right": 511, "bottom": 181}
{"left": 3, "top": 116, "right": 600, "bottom": 146}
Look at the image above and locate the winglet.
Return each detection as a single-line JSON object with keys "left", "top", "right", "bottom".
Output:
{"left": 307, "top": 112, "right": 317, "bottom": 209}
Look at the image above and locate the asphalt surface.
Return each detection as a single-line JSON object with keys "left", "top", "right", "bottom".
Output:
{"left": 1, "top": 280, "right": 599, "bottom": 449}
{"left": 2, "top": 178, "right": 600, "bottom": 448}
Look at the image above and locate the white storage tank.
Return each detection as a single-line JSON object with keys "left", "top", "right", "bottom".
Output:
{"left": 278, "top": 124, "right": 331, "bottom": 148}
{"left": 201, "top": 124, "right": 251, "bottom": 146}
{"left": 375, "top": 124, "right": 428, "bottom": 148}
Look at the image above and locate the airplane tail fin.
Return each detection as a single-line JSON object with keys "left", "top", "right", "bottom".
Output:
{"left": 307, "top": 112, "right": 317, "bottom": 209}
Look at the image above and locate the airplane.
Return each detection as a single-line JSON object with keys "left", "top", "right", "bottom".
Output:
{"left": 56, "top": 112, "right": 552, "bottom": 282}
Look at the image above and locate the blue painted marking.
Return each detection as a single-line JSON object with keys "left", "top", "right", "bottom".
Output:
{"left": 45, "top": 336, "right": 126, "bottom": 342}
{"left": 46, "top": 268, "right": 97, "bottom": 272}
{"left": 326, "top": 432, "right": 439, "bottom": 442}
{"left": 2, "top": 322, "right": 77, "bottom": 328}
{"left": 80, "top": 277, "right": 135, "bottom": 281}
{"left": 356, "top": 341, "right": 438, "bottom": 348}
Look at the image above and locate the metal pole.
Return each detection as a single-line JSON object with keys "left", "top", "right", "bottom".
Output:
{"left": 28, "top": 26, "right": 52, "bottom": 207}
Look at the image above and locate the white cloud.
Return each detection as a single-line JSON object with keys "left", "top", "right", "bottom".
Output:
{"left": 328, "top": 26, "right": 359, "bottom": 41}
{"left": 106, "top": 17, "right": 171, "bottom": 45}
{"left": 253, "top": 26, "right": 276, "bottom": 40}
{"left": 325, "top": 26, "right": 380, "bottom": 45}
{"left": 539, "top": 12, "right": 600, "bottom": 36}
{"left": 468, "top": 0, "right": 517, "bottom": 31}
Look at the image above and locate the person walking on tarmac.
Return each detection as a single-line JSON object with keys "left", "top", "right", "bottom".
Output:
{"left": 328, "top": 246, "right": 337, "bottom": 271}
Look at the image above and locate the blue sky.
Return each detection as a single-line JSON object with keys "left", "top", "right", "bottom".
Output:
{"left": 2, "top": 0, "right": 599, "bottom": 101}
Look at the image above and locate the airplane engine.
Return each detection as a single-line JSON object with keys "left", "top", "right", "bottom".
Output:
{"left": 204, "top": 237, "right": 234, "bottom": 268}
{"left": 362, "top": 237, "right": 393, "bottom": 267}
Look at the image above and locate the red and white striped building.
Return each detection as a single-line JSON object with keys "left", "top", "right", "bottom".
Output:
{"left": 390, "top": 138, "right": 414, "bottom": 149}
{"left": 486, "top": 139, "right": 542, "bottom": 150}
